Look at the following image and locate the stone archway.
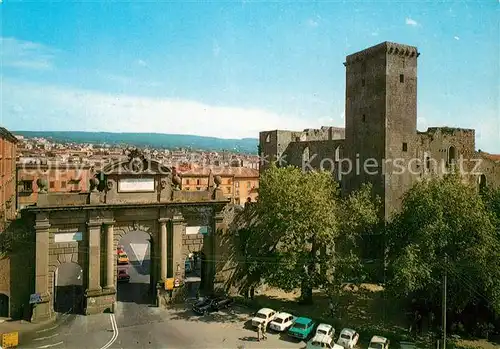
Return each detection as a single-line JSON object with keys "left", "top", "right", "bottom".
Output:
{"left": 0, "top": 293, "right": 9, "bottom": 317}
{"left": 54, "top": 262, "right": 83, "bottom": 314}
{"left": 115, "top": 227, "right": 154, "bottom": 305}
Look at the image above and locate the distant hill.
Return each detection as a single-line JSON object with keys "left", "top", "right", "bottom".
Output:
{"left": 13, "top": 131, "right": 259, "bottom": 154}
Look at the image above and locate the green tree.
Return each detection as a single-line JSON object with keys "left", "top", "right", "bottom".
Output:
{"left": 481, "top": 186, "right": 500, "bottom": 231}
{"left": 386, "top": 174, "right": 500, "bottom": 316}
{"left": 253, "top": 164, "right": 379, "bottom": 304}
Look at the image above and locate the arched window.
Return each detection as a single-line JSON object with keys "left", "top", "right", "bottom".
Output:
{"left": 302, "top": 146, "right": 310, "bottom": 163}
{"left": 479, "top": 174, "right": 487, "bottom": 191}
{"left": 447, "top": 146, "right": 457, "bottom": 166}
{"left": 334, "top": 146, "right": 342, "bottom": 162}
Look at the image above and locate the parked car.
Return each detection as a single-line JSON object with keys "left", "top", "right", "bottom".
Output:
{"left": 315, "top": 323, "right": 335, "bottom": 339}
{"left": 399, "top": 341, "right": 416, "bottom": 349}
{"left": 192, "top": 296, "right": 232, "bottom": 314}
{"left": 210, "top": 296, "right": 233, "bottom": 311}
{"left": 368, "top": 336, "right": 389, "bottom": 349}
{"left": 336, "top": 328, "right": 359, "bottom": 349}
{"left": 117, "top": 268, "right": 130, "bottom": 282}
{"left": 117, "top": 249, "right": 129, "bottom": 265}
{"left": 269, "top": 312, "right": 295, "bottom": 332}
{"left": 307, "top": 333, "right": 344, "bottom": 349}
{"left": 192, "top": 297, "right": 215, "bottom": 315}
{"left": 251, "top": 308, "right": 276, "bottom": 328}
{"left": 288, "top": 317, "right": 315, "bottom": 340}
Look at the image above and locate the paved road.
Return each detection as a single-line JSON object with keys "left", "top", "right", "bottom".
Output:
{"left": 117, "top": 232, "right": 152, "bottom": 304}
{"left": 20, "top": 232, "right": 307, "bottom": 348}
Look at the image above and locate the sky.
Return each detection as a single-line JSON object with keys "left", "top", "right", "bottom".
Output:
{"left": 1, "top": 1, "right": 499, "bottom": 152}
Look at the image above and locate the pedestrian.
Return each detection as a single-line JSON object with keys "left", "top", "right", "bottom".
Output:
{"left": 262, "top": 323, "right": 268, "bottom": 340}
{"left": 257, "top": 323, "right": 262, "bottom": 341}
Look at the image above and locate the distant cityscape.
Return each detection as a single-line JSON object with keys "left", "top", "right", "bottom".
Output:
{"left": 12, "top": 131, "right": 260, "bottom": 209}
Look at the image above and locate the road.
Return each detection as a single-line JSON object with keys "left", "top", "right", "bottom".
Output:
{"left": 20, "top": 233, "right": 307, "bottom": 348}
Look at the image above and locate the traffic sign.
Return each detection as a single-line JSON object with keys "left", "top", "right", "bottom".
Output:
{"left": 174, "top": 278, "right": 180, "bottom": 287}
{"left": 2, "top": 331, "right": 19, "bottom": 348}
{"left": 165, "top": 278, "right": 174, "bottom": 291}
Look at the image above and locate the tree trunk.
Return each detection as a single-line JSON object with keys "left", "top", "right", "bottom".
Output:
{"left": 300, "top": 238, "right": 318, "bottom": 305}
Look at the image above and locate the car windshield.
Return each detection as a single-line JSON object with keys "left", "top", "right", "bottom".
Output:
{"left": 273, "top": 318, "right": 283, "bottom": 324}
{"left": 370, "top": 343, "right": 384, "bottom": 349}
{"left": 318, "top": 329, "right": 327, "bottom": 335}
{"left": 341, "top": 334, "right": 351, "bottom": 340}
{"left": 255, "top": 313, "right": 267, "bottom": 319}
{"left": 293, "top": 323, "right": 306, "bottom": 329}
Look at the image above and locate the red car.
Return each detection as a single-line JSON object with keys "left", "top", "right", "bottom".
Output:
{"left": 117, "top": 268, "right": 130, "bottom": 282}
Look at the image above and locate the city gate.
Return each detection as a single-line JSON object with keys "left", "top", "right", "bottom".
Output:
{"left": 25, "top": 152, "right": 229, "bottom": 322}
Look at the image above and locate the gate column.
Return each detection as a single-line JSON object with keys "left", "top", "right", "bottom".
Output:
{"left": 159, "top": 219, "right": 168, "bottom": 281}
{"left": 32, "top": 213, "right": 52, "bottom": 322}
{"left": 105, "top": 222, "right": 116, "bottom": 289}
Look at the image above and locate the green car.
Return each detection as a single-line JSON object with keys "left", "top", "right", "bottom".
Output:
{"left": 288, "top": 317, "right": 315, "bottom": 340}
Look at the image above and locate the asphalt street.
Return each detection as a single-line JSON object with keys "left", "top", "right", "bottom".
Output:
{"left": 19, "top": 233, "right": 309, "bottom": 348}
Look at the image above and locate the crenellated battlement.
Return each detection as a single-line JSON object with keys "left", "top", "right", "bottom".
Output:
{"left": 344, "top": 41, "right": 419, "bottom": 66}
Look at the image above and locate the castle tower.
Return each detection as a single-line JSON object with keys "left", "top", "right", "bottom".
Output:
{"left": 343, "top": 42, "right": 420, "bottom": 220}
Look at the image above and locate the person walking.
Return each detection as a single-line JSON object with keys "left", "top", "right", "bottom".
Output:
{"left": 257, "top": 323, "right": 262, "bottom": 341}
{"left": 262, "top": 323, "right": 268, "bottom": 340}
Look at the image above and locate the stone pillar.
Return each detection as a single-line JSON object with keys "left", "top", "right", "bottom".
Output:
{"left": 171, "top": 214, "right": 185, "bottom": 280}
{"left": 205, "top": 211, "right": 225, "bottom": 294}
{"left": 105, "top": 223, "right": 115, "bottom": 289}
{"left": 159, "top": 219, "right": 168, "bottom": 281}
{"left": 32, "top": 214, "right": 52, "bottom": 323}
{"left": 86, "top": 221, "right": 102, "bottom": 293}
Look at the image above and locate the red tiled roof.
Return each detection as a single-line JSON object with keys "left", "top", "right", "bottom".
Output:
{"left": 480, "top": 152, "right": 500, "bottom": 162}
{"left": 178, "top": 166, "right": 259, "bottom": 178}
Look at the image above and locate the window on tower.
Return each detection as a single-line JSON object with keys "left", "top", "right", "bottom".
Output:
{"left": 402, "top": 142, "right": 408, "bottom": 152}
{"left": 362, "top": 114, "right": 366, "bottom": 122}
{"left": 400, "top": 74, "right": 405, "bottom": 83}
{"left": 361, "top": 78, "right": 365, "bottom": 87}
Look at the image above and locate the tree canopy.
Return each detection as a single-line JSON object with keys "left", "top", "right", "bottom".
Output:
{"left": 242, "top": 164, "right": 380, "bottom": 303}
{"left": 386, "top": 174, "right": 500, "bottom": 319}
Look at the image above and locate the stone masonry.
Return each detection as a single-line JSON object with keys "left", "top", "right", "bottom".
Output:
{"left": 259, "top": 41, "right": 500, "bottom": 220}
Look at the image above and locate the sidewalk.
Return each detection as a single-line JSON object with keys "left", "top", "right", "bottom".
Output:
{"left": 0, "top": 317, "right": 56, "bottom": 342}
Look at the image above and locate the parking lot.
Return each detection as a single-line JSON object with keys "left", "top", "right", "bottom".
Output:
{"left": 163, "top": 301, "right": 365, "bottom": 349}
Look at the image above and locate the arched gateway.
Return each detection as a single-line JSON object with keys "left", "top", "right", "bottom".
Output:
{"left": 25, "top": 151, "right": 229, "bottom": 322}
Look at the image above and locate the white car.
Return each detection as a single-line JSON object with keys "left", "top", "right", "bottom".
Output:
{"left": 307, "top": 333, "right": 344, "bottom": 349}
{"left": 251, "top": 308, "right": 276, "bottom": 328}
{"left": 269, "top": 312, "right": 295, "bottom": 332}
{"left": 336, "top": 328, "right": 359, "bottom": 349}
{"left": 315, "top": 323, "right": 335, "bottom": 339}
{"left": 368, "top": 335, "right": 389, "bottom": 349}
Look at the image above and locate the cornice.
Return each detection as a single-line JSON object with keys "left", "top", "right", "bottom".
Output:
{"left": 344, "top": 41, "right": 419, "bottom": 67}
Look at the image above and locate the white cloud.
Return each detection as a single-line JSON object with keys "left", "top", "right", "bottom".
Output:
{"left": 405, "top": 17, "right": 418, "bottom": 27}
{"left": 136, "top": 59, "right": 147, "bottom": 67}
{"left": 2, "top": 80, "right": 317, "bottom": 139}
{"left": 0, "top": 37, "right": 57, "bottom": 70}
{"left": 454, "top": 36, "right": 460, "bottom": 40}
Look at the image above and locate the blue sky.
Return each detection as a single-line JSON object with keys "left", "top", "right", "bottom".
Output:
{"left": 1, "top": 1, "right": 499, "bottom": 152}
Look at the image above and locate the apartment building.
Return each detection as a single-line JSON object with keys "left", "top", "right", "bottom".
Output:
{"left": 17, "top": 163, "right": 92, "bottom": 209}
{"left": 0, "top": 127, "right": 18, "bottom": 231}
{"left": 179, "top": 166, "right": 259, "bottom": 205}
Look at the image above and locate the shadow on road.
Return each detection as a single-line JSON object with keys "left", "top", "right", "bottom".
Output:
{"left": 167, "top": 303, "right": 251, "bottom": 325}
{"left": 117, "top": 283, "right": 152, "bottom": 304}
{"left": 238, "top": 336, "right": 259, "bottom": 342}
{"left": 129, "top": 260, "right": 150, "bottom": 275}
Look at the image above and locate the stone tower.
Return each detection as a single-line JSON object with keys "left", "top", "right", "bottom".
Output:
{"left": 343, "top": 42, "right": 420, "bottom": 220}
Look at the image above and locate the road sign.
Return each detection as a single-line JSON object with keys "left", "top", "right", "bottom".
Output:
{"left": 29, "top": 293, "right": 42, "bottom": 304}
{"left": 174, "top": 278, "right": 180, "bottom": 287}
{"left": 2, "top": 331, "right": 19, "bottom": 348}
{"left": 165, "top": 278, "right": 174, "bottom": 291}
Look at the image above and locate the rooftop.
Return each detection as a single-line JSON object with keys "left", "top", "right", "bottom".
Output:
{"left": 178, "top": 166, "right": 259, "bottom": 178}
